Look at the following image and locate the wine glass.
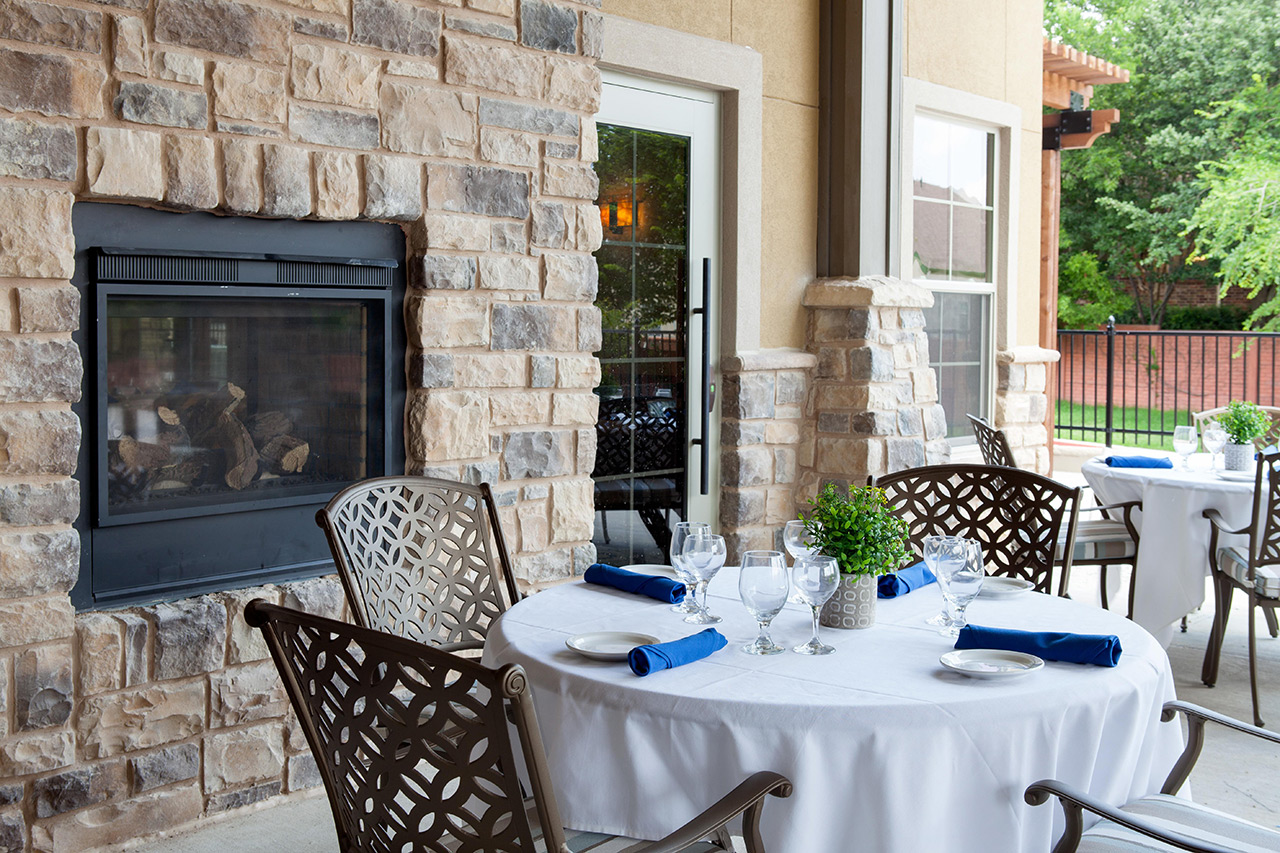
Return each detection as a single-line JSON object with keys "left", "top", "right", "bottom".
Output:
{"left": 922, "top": 535, "right": 966, "bottom": 628}
{"left": 681, "top": 533, "right": 727, "bottom": 625}
{"left": 670, "top": 521, "right": 710, "bottom": 614}
{"left": 935, "top": 539, "right": 985, "bottom": 638}
{"left": 783, "top": 520, "right": 817, "bottom": 603}
{"left": 1203, "top": 425, "right": 1228, "bottom": 471}
{"left": 1173, "top": 424, "right": 1198, "bottom": 470}
{"left": 791, "top": 555, "right": 839, "bottom": 655}
{"left": 738, "top": 551, "right": 789, "bottom": 655}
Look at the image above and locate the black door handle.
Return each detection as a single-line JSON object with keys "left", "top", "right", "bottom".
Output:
{"left": 689, "top": 258, "right": 711, "bottom": 496}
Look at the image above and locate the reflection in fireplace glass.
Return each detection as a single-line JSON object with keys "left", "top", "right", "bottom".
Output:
{"left": 104, "top": 296, "right": 375, "bottom": 516}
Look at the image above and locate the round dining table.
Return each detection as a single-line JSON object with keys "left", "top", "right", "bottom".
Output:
{"left": 1081, "top": 452, "right": 1256, "bottom": 645}
{"left": 485, "top": 567, "right": 1184, "bottom": 853}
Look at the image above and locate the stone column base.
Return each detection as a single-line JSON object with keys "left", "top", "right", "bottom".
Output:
{"left": 996, "top": 346, "right": 1060, "bottom": 474}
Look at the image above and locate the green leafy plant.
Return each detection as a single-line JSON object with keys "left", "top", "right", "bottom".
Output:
{"left": 802, "top": 484, "right": 910, "bottom": 577}
{"left": 1217, "top": 400, "right": 1272, "bottom": 444}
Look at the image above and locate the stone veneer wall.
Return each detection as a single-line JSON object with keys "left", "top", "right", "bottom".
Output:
{"left": 995, "top": 346, "right": 1058, "bottom": 473}
{"left": 0, "top": 0, "right": 604, "bottom": 849}
{"left": 800, "top": 276, "right": 950, "bottom": 495}
{"left": 717, "top": 350, "right": 816, "bottom": 562}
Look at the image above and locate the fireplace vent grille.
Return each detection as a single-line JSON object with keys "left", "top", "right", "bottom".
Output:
{"left": 276, "top": 260, "right": 393, "bottom": 287}
{"left": 98, "top": 253, "right": 238, "bottom": 284}
{"left": 94, "top": 249, "right": 396, "bottom": 289}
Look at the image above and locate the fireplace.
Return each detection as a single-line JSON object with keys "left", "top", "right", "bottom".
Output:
{"left": 71, "top": 204, "right": 406, "bottom": 608}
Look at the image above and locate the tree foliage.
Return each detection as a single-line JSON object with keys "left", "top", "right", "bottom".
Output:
{"left": 1186, "top": 78, "right": 1280, "bottom": 329}
{"left": 1057, "top": 251, "right": 1134, "bottom": 328}
{"left": 1045, "top": 0, "right": 1280, "bottom": 327}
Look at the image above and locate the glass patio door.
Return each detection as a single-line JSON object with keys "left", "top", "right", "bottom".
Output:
{"left": 591, "top": 74, "right": 720, "bottom": 566}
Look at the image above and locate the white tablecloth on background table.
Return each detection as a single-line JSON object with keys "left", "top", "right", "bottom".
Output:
{"left": 485, "top": 568, "right": 1183, "bottom": 853}
{"left": 1081, "top": 453, "right": 1256, "bottom": 643}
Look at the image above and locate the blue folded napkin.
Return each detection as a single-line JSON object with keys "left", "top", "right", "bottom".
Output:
{"left": 628, "top": 629, "right": 727, "bottom": 676}
{"left": 583, "top": 563, "right": 685, "bottom": 604}
{"left": 955, "top": 624, "right": 1122, "bottom": 667}
{"left": 878, "top": 561, "right": 936, "bottom": 598}
{"left": 1104, "top": 455, "right": 1172, "bottom": 469}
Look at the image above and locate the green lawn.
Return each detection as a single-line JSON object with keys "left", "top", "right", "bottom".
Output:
{"left": 1053, "top": 402, "right": 1194, "bottom": 451}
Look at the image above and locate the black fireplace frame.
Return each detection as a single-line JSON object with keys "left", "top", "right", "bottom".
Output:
{"left": 71, "top": 204, "right": 407, "bottom": 609}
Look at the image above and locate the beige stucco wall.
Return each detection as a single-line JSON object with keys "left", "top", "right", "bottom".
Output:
{"left": 603, "top": 0, "right": 820, "bottom": 350}
{"left": 905, "top": 0, "right": 1044, "bottom": 348}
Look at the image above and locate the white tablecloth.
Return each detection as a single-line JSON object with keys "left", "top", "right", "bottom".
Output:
{"left": 1081, "top": 453, "right": 1256, "bottom": 643}
{"left": 485, "top": 568, "right": 1183, "bottom": 853}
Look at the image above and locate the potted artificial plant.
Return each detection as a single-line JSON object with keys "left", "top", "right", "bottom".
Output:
{"left": 1217, "top": 401, "right": 1271, "bottom": 471}
{"left": 803, "top": 483, "right": 910, "bottom": 629}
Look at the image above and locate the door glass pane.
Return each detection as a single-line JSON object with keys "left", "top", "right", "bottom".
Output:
{"left": 593, "top": 124, "right": 691, "bottom": 566}
{"left": 922, "top": 292, "right": 990, "bottom": 439}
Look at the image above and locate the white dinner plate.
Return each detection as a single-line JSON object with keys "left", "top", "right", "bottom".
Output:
{"left": 565, "top": 631, "right": 659, "bottom": 662}
{"left": 979, "top": 577, "right": 1035, "bottom": 599}
{"left": 940, "top": 649, "right": 1044, "bottom": 679}
{"left": 1216, "top": 469, "right": 1255, "bottom": 482}
{"left": 623, "top": 563, "right": 680, "bottom": 579}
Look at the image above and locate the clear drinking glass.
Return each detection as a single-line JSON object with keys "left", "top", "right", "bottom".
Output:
{"left": 1173, "top": 425, "right": 1198, "bottom": 470}
{"left": 935, "top": 539, "right": 985, "bottom": 638}
{"left": 682, "top": 533, "right": 727, "bottom": 625}
{"left": 738, "top": 551, "right": 789, "bottom": 655}
{"left": 1203, "top": 426, "right": 1228, "bottom": 470}
{"left": 923, "top": 535, "right": 966, "bottom": 628}
{"left": 670, "top": 521, "right": 710, "bottom": 614}
{"left": 783, "top": 520, "right": 817, "bottom": 603}
{"left": 791, "top": 555, "right": 839, "bottom": 655}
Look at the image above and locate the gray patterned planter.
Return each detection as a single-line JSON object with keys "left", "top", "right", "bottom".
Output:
{"left": 1225, "top": 441, "right": 1254, "bottom": 472}
{"left": 820, "top": 574, "right": 877, "bottom": 629}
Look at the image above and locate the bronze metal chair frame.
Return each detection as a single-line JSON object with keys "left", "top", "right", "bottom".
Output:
{"left": 872, "top": 463, "right": 1082, "bottom": 596}
{"left": 1201, "top": 450, "right": 1280, "bottom": 727}
{"left": 246, "top": 600, "right": 793, "bottom": 853}
{"left": 1026, "top": 701, "right": 1280, "bottom": 853}
{"left": 966, "top": 413, "right": 1143, "bottom": 615}
{"left": 316, "top": 476, "right": 519, "bottom": 653}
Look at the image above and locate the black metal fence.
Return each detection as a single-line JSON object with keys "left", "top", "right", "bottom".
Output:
{"left": 1056, "top": 318, "right": 1280, "bottom": 446}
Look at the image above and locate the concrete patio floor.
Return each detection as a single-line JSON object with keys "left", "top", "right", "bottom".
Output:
{"left": 110, "top": 563, "right": 1280, "bottom": 853}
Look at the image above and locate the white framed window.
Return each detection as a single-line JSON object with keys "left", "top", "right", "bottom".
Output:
{"left": 900, "top": 80, "right": 1021, "bottom": 444}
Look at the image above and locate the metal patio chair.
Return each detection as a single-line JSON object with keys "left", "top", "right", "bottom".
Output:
{"left": 1201, "top": 449, "right": 1280, "bottom": 727}
{"left": 1026, "top": 701, "right": 1280, "bottom": 852}
{"left": 873, "top": 463, "right": 1082, "bottom": 596}
{"left": 316, "top": 476, "right": 519, "bottom": 652}
{"left": 967, "top": 414, "right": 1142, "bottom": 615}
{"left": 1193, "top": 405, "right": 1280, "bottom": 449}
{"left": 246, "top": 600, "right": 793, "bottom": 853}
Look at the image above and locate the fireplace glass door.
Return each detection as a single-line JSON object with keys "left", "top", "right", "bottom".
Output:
{"left": 99, "top": 287, "right": 386, "bottom": 524}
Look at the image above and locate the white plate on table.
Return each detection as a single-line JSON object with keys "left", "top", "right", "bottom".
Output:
{"left": 979, "top": 577, "right": 1035, "bottom": 599}
{"left": 565, "top": 632, "right": 659, "bottom": 662}
{"left": 1216, "top": 469, "right": 1256, "bottom": 482}
{"left": 623, "top": 564, "right": 680, "bottom": 580}
{"left": 940, "top": 649, "right": 1044, "bottom": 679}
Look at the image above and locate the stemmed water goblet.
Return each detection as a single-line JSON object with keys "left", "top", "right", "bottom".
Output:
{"left": 923, "top": 535, "right": 966, "bottom": 628}
{"left": 669, "top": 521, "right": 710, "bottom": 614}
{"left": 1173, "top": 424, "right": 1198, "bottom": 471}
{"left": 791, "top": 555, "right": 839, "bottom": 655}
{"left": 1203, "top": 425, "right": 1228, "bottom": 471}
{"left": 681, "top": 533, "right": 727, "bottom": 625}
{"left": 738, "top": 550, "right": 789, "bottom": 655}
{"left": 935, "top": 539, "right": 985, "bottom": 638}
{"left": 783, "top": 519, "right": 818, "bottom": 603}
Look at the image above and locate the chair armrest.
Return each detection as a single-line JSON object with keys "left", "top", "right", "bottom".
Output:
{"left": 636, "top": 771, "right": 793, "bottom": 853}
{"left": 1202, "top": 508, "right": 1251, "bottom": 536}
{"left": 1081, "top": 500, "right": 1141, "bottom": 515}
{"left": 437, "top": 639, "right": 486, "bottom": 655}
{"left": 1024, "top": 780, "right": 1239, "bottom": 853}
{"left": 1159, "top": 701, "right": 1280, "bottom": 794}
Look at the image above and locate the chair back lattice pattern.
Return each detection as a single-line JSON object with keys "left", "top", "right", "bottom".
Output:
{"left": 1245, "top": 451, "right": 1280, "bottom": 570}
{"left": 317, "top": 477, "right": 519, "bottom": 649}
{"left": 873, "top": 464, "right": 1082, "bottom": 595}
{"left": 1194, "top": 405, "right": 1280, "bottom": 449}
{"left": 245, "top": 600, "right": 565, "bottom": 853}
{"left": 966, "top": 413, "right": 1018, "bottom": 469}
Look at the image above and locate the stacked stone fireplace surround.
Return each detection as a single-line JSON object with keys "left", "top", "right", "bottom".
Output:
{"left": 0, "top": 1, "right": 1053, "bottom": 848}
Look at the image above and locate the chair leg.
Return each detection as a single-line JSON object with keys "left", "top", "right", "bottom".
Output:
{"left": 1181, "top": 616, "right": 1188, "bottom": 633}
{"left": 1265, "top": 606, "right": 1279, "bottom": 639}
{"left": 1202, "top": 576, "right": 1231, "bottom": 687}
{"left": 600, "top": 510, "right": 610, "bottom": 544}
{"left": 1249, "top": 597, "right": 1264, "bottom": 728}
{"left": 1099, "top": 566, "right": 1111, "bottom": 611}
{"left": 1126, "top": 564, "right": 1138, "bottom": 621}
